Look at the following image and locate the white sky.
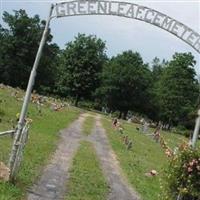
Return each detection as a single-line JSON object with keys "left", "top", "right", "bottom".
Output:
{"left": 0, "top": 0, "right": 200, "bottom": 74}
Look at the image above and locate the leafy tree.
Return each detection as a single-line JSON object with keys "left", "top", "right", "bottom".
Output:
{"left": 155, "top": 52, "right": 199, "bottom": 126}
{"left": 151, "top": 57, "right": 167, "bottom": 80}
{"left": 0, "top": 10, "right": 60, "bottom": 93}
{"left": 57, "top": 33, "right": 106, "bottom": 106}
{"left": 149, "top": 57, "right": 167, "bottom": 121}
{"left": 98, "top": 50, "right": 152, "bottom": 119}
{"left": 36, "top": 43, "right": 60, "bottom": 94}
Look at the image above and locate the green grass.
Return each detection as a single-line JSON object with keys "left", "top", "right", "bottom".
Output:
{"left": 1, "top": 86, "right": 198, "bottom": 200}
{"left": 161, "top": 130, "right": 188, "bottom": 149}
{"left": 82, "top": 115, "right": 95, "bottom": 135}
{"left": 0, "top": 86, "right": 80, "bottom": 200}
{"left": 101, "top": 117, "right": 200, "bottom": 200}
{"left": 144, "top": 125, "right": 188, "bottom": 150}
{"left": 66, "top": 141, "right": 109, "bottom": 200}
{"left": 101, "top": 118, "right": 168, "bottom": 200}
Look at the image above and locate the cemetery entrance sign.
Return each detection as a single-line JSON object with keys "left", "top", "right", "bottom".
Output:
{"left": 8, "top": 0, "right": 200, "bottom": 180}
{"left": 54, "top": 0, "right": 200, "bottom": 53}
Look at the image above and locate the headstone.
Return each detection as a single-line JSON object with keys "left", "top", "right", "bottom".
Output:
{"left": 143, "top": 121, "right": 149, "bottom": 133}
{"left": 127, "top": 118, "right": 132, "bottom": 123}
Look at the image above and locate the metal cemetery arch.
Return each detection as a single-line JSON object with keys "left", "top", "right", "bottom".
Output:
{"left": 9, "top": 0, "right": 200, "bottom": 180}
{"left": 54, "top": 0, "right": 200, "bottom": 54}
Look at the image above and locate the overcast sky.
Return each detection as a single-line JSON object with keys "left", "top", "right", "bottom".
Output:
{"left": 1, "top": 0, "right": 200, "bottom": 74}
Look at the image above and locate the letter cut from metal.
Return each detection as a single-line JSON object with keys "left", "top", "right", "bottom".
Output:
{"left": 54, "top": 0, "right": 200, "bottom": 53}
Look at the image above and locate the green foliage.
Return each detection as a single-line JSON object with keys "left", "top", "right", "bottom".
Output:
{"left": 153, "top": 53, "right": 199, "bottom": 126}
{"left": 57, "top": 33, "right": 107, "bottom": 106}
{"left": 97, "top": 50, "right": 152, "bottom": 119}
{"left": 66, "top": 141, "right": 109, "bottom": 200}
{"left": 148, "top": 58, "right": 167, "bottom": 121}
{"left": 151, "top": 57, "right": 167, "bottom": 81}
{"left": 161, "top": 144, "right": 200, "bottom": 200}
{"left": 0, "top": 10, "right": 60, "bottom": 94}
{"left": 171, "top": 125, "right": 191, "bottom": 138}
{"left": 78, "top": 101, "right": 99, "bottom": 110}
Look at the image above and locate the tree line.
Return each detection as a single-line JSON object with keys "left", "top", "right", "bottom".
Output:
{"left": 0, "top": 10, "right": 199, "bottom": 129}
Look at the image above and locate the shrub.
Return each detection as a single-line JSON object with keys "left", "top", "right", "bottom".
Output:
{"left": 172, "top": 125, "right": 190, "bottom": 138}
{"left": 78, "top": 101, "right": 97, "bottom": 110}
{"left": 161, "top": 143, "right": 200, "bottom": 200}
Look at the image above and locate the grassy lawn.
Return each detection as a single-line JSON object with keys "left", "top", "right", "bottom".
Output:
{"left": 161, "top": 130, "right": 188, "bottom": 149}
{"left": 0, "top": 87, "right": 80, "bottom": 200}
{"left": 66, "top": 141, "right": 109, "bottom": 200}
{"left": 82, "top": 115, "right": 95, "bottom": 135}
{"left": 101, "top": 118, "right": 169, "bottom": 200}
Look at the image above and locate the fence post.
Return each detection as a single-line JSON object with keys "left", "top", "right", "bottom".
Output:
{"left": 191, "top": 109, "right": 200, "bottom": 148}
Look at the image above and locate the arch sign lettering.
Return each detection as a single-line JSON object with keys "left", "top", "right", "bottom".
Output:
{"left": 9, "top": 0, "right": 200, "bottom": 179}
{"left": 54, "top": 0, "right": 200, "bottom": 53}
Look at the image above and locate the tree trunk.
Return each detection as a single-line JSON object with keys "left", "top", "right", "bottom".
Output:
{"left": 167, "top": 119, "right": 172, "bottom": 130}
{"left": 118, "top": 111, "right": 122, "bottom": 119}
{"left": 74, "top": 94, "right": 80, "bottom": 107}
{"left": 123, "top": 110, "right": 128, "bottom": 120}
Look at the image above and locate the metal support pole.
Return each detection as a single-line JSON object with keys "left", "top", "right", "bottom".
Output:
{"left": 191, "top": 109, "right": 200, "bottom": 148}
{"left": 9, "top": 4, "right": 54, "bottom": 180}
{"left": 0, "top": 130, "right": 15, "bottom": 137}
